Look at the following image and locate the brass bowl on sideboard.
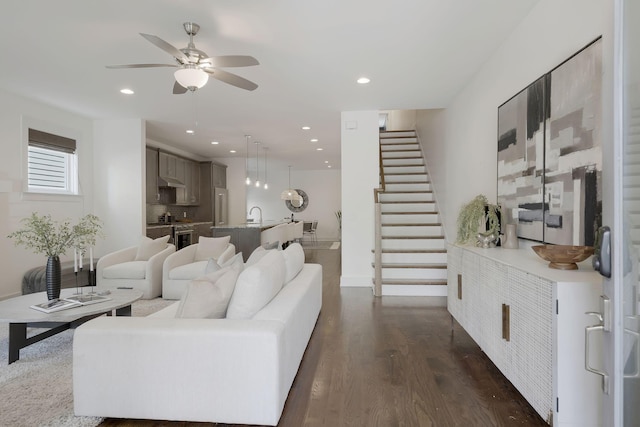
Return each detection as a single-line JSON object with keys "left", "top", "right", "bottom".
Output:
{"left": 531, "top": 245, "right": 595, "bottom": 270}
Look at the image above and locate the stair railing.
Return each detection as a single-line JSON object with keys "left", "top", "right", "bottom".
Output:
{"left": 373, "top": 139, "right": 385, "bottom": 296}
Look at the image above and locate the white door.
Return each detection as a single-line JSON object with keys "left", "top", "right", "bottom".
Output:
{"left": 599, "top": 0, "right": 640, "bottom": 425}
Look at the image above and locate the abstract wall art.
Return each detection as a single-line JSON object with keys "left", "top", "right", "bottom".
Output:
{"left": 497, "top": 37, "right": 602, "bottom": 245}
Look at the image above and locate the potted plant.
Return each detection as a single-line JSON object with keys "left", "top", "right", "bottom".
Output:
{"left": 8, "top": 213, "right": 103, "bottom": 300}
{"left": 456, "top": 195, "right": 500, "bottom": 245}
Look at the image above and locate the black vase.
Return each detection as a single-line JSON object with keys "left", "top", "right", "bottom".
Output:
{"left": 46, "top": 256, "right": 61, "bottom": 300}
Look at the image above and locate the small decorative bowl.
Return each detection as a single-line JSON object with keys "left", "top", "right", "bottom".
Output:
{"left": 532, "top": 245, "right": 595, "bottom": 270}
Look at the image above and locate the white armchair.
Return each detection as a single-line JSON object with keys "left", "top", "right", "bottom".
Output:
{"left": 96, "top": 238, "right": 175, "bottom": 299}
{"left": 162, "top": 236, "right": 236, "bottom": 300}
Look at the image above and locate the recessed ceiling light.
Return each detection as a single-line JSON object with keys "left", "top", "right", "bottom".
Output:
{"left": 230, "top": 150, "right": 237, "bottom": 153}
{"left": 211, "top": 141, "right": 219, "bottom": 145}
{"left": 120, "top": 88, "right": 134, "bottom": 95}
{"left": 310, "top": 138, "right": 318, "bottom": 142}
{"left": 357, "top": 77, "right": 371, "bottom": 84}
{"left": 328, "top": 165, "right": 332, "bottom": 168}
{"left": 302, "top": 126, "right": 311, "bottom": 130}
{"left": 186, "top": 129, "right": 194, "bottom": 134}
{"left": 324, "top": 160, "right": 329, "bottom": 163}
{"left": 316, "top": 148, "right": 323, "bottom": 151}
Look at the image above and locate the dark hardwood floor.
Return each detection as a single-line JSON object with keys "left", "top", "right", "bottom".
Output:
{"left": 100, "top": 247, "right": 547, "bottom": 427}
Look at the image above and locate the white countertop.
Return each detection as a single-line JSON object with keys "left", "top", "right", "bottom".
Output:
{"left": 451, "top": 242, "right": 602, "bottom": 284}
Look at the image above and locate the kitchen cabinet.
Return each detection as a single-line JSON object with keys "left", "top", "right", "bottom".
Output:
{"left": 212, "top": 162, "right": 227, "bottom": 188}
{"left": 447, "top": 244, "right": 602, "bottom": 426}
{"left": 175, "top": 159, "right": 200, "bottom": 206}
{"left": 192, "top": 222, "right": 212, "bottom": 243}
{"left": 145, "top": 147, "right": 160, "bottom": 204}
{"left": 159, "top": 152, "right": 177, "bottom": 179}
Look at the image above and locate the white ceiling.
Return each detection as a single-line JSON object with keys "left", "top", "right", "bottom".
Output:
{"left": 0, "top": 0, "right": 539, "bottom": 171}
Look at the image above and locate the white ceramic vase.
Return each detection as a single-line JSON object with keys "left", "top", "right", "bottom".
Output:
{"left": 502, "top": 223, "right": 519, "bottom": 249}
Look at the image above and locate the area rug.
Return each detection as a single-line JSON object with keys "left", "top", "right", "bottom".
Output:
{"left": 0, "top": 297, "right": 174, "bottom": 427}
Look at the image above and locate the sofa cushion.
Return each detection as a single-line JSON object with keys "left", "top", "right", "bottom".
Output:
{"left": 204, "top": 252, "right": 245, "bottom": 275}
{"left": 135, "top": 235, "right": 170, "bottom": 261}
{"left": 195, "top": 236, "right": 231, "bottom": 262}
{"left": 226, "top": 250, "right": 285, "bottom": 319}
{"left": 175, "top": 264, "right": 241, "bottom": 319}
{"left": 245, "top": 246, "right": 273, "bottom": 267}
{"left": 282, "top": 243, "right": 305, "bottom": 283}
{"left": 102, "top": 261, "right": 147, "bottom": 280}
{"left": 169, "top": 261, "right": 208, "bottom": 280}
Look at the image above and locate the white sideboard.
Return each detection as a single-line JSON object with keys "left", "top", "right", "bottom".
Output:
{"left": 447, "top": 243, "right": 603, "bottom": 426}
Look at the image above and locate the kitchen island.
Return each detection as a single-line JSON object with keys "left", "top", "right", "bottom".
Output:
{"left": 212, "top": 221, "right": 289, "bottom": 261}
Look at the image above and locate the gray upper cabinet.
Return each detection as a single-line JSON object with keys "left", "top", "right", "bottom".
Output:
{"left": 158, "top": 152, "right": 177, "bottom": 179}
{"left": 146, "top": 148, "right": 160, "bottom": 204}
{"left": 176, "top": 158, "right": 201, "bottom": 206}
{"left": 212, "top": 163, "right": 227, "bottom": 188}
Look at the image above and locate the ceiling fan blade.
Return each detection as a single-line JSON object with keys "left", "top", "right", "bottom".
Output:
{"left": 173, "top": 81, "right": 188, "bottom": 94}
{"left": 106, "top": 63, "right": 177, "bottom": 69}
{"left": 205, "top": 68, "right": 258, "bottom": 91}
{"left": 140, "top": 33, "right": 189, "bottom": 62}
{"left": 200, "top": 55, "right": 259, "bottom": 68}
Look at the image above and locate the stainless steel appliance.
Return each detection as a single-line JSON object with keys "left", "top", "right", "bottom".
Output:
{"left": 213, "top": 187, "right": 228, "bottom": 226}
{"left": 173, "top": 225, "right": 193, "bottom": 250}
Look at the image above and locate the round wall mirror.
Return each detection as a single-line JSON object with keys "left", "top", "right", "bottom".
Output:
{"left": 286, "top": 189, "right": 309, "bottom": 212}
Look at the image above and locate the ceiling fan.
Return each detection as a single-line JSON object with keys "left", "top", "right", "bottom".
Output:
{"left": 107, "top": 22, "right": 259, "bottom": 93}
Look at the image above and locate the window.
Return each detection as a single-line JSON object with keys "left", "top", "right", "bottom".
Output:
{"left": 27, "top": 128, "right": 78, "bottom": 194}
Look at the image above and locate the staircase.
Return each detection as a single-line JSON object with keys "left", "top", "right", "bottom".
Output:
{"left": 373, "top": 130, "right": 447, "bottom": 297}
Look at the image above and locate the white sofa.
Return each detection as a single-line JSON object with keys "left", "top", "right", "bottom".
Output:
{"left": 162, "top": 236, "right": 236, "bottom": 300}
{"left": 96, "top": 237, "right": 175, "bottom": 299}
{"left": 73, "top": 245, "right": 322, "bottom": 426}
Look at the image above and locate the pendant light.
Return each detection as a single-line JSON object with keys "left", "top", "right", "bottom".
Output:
{"left": 280, "top": 166, "right": 302, "bottom": 201}
{"left": 244, "top": 135, "right": 251, "bottom": 186}
{"left": 263, "top": 147, "right": 269, "bottom": 190}
{"left": 254, "top": 141, "right": 261, "bottom": 188}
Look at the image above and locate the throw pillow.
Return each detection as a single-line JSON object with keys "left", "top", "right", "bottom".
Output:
{"left": 175, "top": 264, "right": 241, "bottom": 319}
{"left": 203, "top": 252, "right": 244, "bottom": 276}
{"left": 226, "top": 250, "right": 285, "bottom": 319}
{"left": 204, "top": 258, "right": 221, "bottom": 275}
{"left": 282, "top": 242, "right": 305, "bottom": 283}
{"left": 194, "top": 235, "right": 231, "bottom": 262}
{"left": 221, "top": 252, "right": 245, "bottom": 271}
{"left": 135, "top": 235, "right": 170, "bottom": 261}
{"left": 245, "top": 246, "right": 272, "bottom": 266}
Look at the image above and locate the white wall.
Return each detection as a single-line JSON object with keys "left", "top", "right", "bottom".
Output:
{"left": 214, "top": 156, "right": 248, "bottom": 226}
{"left": 382, "top": 109, "right": 416, "bottom": 131}
{"left": 340, "top": 111, "right": 379, "bottom": 287}
{"left": 246, "top": 168, "right": 341, "bottom": 240}
{"left": 93, "top": 119, "right": 145, "bottom": 255}
{"left": 415, "top": 109, "right": 448, "bottom": 240}
{"left": 419, "top": 0, "right": 611, "bottom": 241}
{"left": 0, "top": 90, "right": 94, "bottom": 299}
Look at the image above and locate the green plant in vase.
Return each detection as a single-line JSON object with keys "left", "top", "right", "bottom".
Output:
{"left": 8, "top": 213, "right": 104, "bottom": 299}
{"left": 456, "top": 194, "right": 500, "bottom": 245}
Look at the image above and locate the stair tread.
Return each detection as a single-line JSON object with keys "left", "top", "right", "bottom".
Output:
{"left": 382, "top": 222, "right": 442, "bottom": 226}
{"left": 372, "top": 249, "right": 447, "bottom": 254}
{"left": 384, "top": 172, "right": 428, "bottom": 176}
{"left": 373, "top": 262, "right": 448, "bottom": 269}
{"left": 377, "top": 279, "right": 447, "bottom": 286}
{"left": 380, "top": 200, "right": 435, "bottom": 204}
{"left": 381, "top": 190, "right": 433, "bottom": 194}
{"left": 383, "top": 164, "right": 425, "bottom": 168}
{"left": 381, "top": 211, "right": 437, "bottom": 215}
{"left": 382, "top": 235, "right": 445, "bottom": 239}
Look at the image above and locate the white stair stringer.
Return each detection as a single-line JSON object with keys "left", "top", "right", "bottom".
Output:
{"left": 374, "top": 130, "right": 447, "bottom": 297}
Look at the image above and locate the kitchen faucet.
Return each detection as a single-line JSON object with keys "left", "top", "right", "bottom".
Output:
{"left": 249, "top": 206, "right": 263, "bottom": 224}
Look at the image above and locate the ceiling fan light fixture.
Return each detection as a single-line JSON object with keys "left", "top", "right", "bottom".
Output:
{"left": 174, "top": 67, "right": 209, "bottom": 90}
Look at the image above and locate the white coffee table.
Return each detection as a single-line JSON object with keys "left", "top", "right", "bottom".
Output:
{"left": 0, "top": 287, "right": 143, "bottom": 364}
